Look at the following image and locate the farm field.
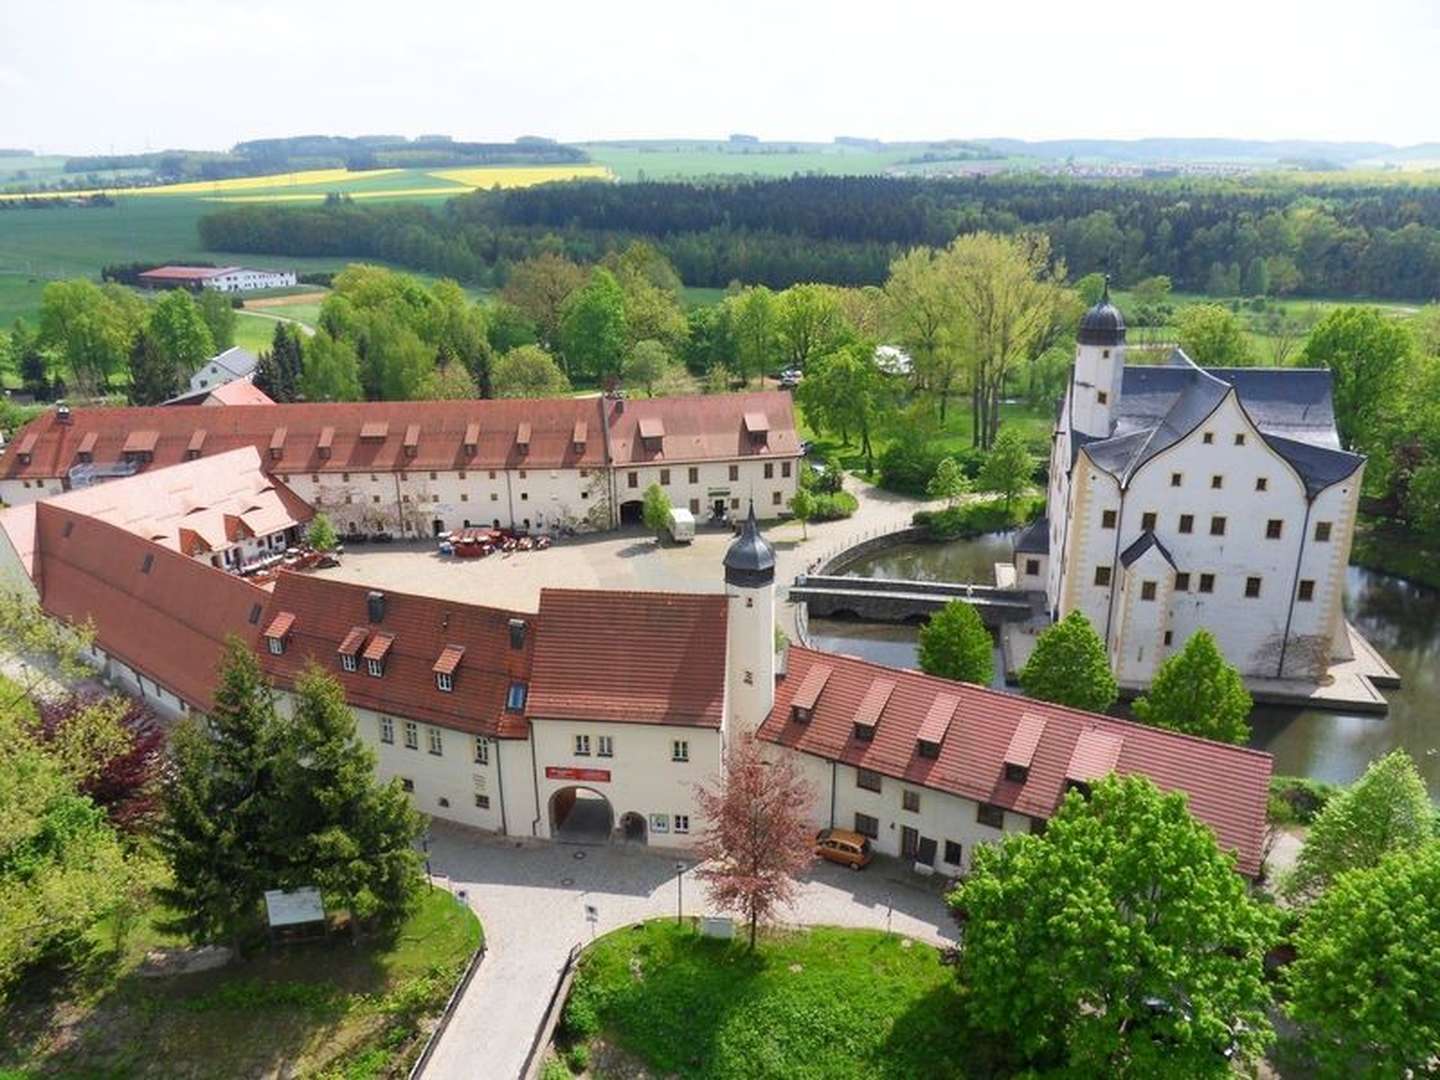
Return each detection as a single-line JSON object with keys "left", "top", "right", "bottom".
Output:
{"left": 582, "top": 142, "right": 916, "bottom": 181}
{"left": 0, "top": 163, "right": 612, "bottom": 202}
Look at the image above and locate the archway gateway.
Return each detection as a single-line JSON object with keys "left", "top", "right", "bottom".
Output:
{"left": 549, "top": 786, "right": 614, "bottom": 845}
{"left": 619, "top": 811, "right": 648, "bottom": 844}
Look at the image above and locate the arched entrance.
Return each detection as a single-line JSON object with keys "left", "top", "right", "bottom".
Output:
{"left": 549, "top": 786, "right": 614, "bottom": 845}
{"left": 619, "top": 499, "right": 645, "bottom": 525}
{"left": 619, "top": 811, "right": 648, "bottom": 845}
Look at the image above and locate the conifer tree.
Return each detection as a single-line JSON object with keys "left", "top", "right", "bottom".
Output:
{"left": 271, "top": 669, "right": 424, "bottom": 929}
{"left": 155, "top": 637, "right": 282, "bottom": 951}
{"left": 126, "top": 326, "right": 179, "bottom": 405}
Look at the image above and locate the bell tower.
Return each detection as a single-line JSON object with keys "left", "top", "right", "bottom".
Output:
{"left": 724, "top": 503, "right": 776, "bottom": 738}
{"left": 1071, "top": 276, "right": 1127, "bottom": 439}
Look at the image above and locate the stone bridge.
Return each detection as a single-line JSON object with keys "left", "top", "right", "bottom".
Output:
{"left": 790, "top": 574, "right": 1044, "bottom": 626}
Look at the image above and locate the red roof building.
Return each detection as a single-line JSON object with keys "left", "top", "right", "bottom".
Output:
{"left": 760, "top": 645, "right": 1272, "bottom": 876}
{"left": 528, "top": 589, "right": 728, "bottom": 728}
{"left": 259, "top": 573, "right": 536, "bottom": 739}
{"left": 33, "top": 503, "right": 270, "bottom": 712}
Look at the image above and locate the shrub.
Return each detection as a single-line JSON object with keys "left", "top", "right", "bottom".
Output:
{"left": 540, "top": 1055, "right": 572, "bottom": 1080}
{"left": 565, "top": 1043, "right": 591, "bottom": 1073}
{"left": 878, "top": 438, "right": 944, "bottom": 495}
{"left": 808, "top": 490, "right": 858, "bottom": 521}
{"left": 1267, "top": 775, "right": 1341, "bottom": 825}
{"left": 912, "top": 495, "right": 1043, "bottom": 541}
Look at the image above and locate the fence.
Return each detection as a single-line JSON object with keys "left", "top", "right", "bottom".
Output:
{"left": 791, "top": 521, "right": 924, "bottom": 648}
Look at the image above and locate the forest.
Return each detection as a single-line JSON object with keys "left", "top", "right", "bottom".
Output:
{"left": 198, "top": 173, "right": 1440, "bottom": 298}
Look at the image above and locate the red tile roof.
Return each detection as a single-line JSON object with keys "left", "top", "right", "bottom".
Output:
{"left": 206, "top": 381, "right": 275, "bottom": 406}
{"left": 259, "top": 573, "right": 535, "bottom": 738}
{"left": 853, "top": 678, "right": 896, "bottom": 732}
{"left": 33, "top": 503, "right": 269, "bottom": 711}
{"left": 790, "top": 663, "right": 832, "bottom": 711}
{"left": 528, "top": 589, "right": 727, "bottom": 728}
{"left": 606, "top": 391, "right": 802, "bottom": 466}
{"left": 1067, "top": 729, "right": 1124, "bottom": 783}
{"left": 760, "top": 647, "right": 1272, "bottom": 876}
{"left": 361, "top": 632, "right": 395, "bottom": 663}
{"left": 918, "top": 693, "right": 959, "bottom": 746}
{"left": 138, "top": 266, "right": 234, "bottom": 281}
{"left": 3, "top": 394, "right": 803, "bottom": 484}
{"left": 432, "top": 645, "right": 464, "bottom": 675}
{"left": 1003, "top": 713, "right": 1046, "bottom": 769}
{"left": 264, "top": 611, "right": 295, "bottom": 639}
{"left": 122, "top": 430, "right": 159, "bottom": 454}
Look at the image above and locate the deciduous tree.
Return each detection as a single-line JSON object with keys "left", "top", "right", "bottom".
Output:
{"left": 38, "top": 278, "right": 145, "bottom": 392}
{"left": 641, "top": 482, "right": 672, "bottom": 539}
{"left": 501, "top": 252, "right": 586, "bottom": 350}
{"left": 492, "top": 343, "right": 570, "bottom": 397}
{"left": 1300, "top": 306, "right": 1414, "bottom": 452}
{"left": 917, "top": 600, "right": 993, "bottom": 686}
{"left": 884, "top": 247, "right": 962, "bottom": 420}
{"left": 196, "top": 288, "right": 237, "bottom": 351}
{"left": 694, "top": 735, "right": 815, "bottom": 950}
{"left": 1132, "top": 629, "right": 1252, "bottom": 744}
{"left": 148, "top": 289, "right": 215, "bottom": 377}
{"left": 622, "top": 339, "right": 673, "bottom": 397}
{"left": 560, "top": 268, "right": 628, "bottom": 382}
{"left": 794, "top": 341, "right": 889, "bottom": 472}
{"left": 307, "top": 512, "right": 338, "bottom": 552}
{"left": 788, "top": 488, "right": 815, "bottom": 539}
{"left": 775, "top": 283, "right": 847, "bottom": 372}
{"left": 1285, "top": 842, "right": 1440, "bottom": 1078}
{"left": 976, "top": 426, "right": 1033, "bottom": 511}
{"left": 297, "top": 329, "right": 362, "bottom": 402}
{"left": 951, "top": 774, "right": 1277, "bottom": 1076}
{"left": 1018, "top": 610, "right": 1117, "bottom": 712}
{"left": 1284, "top": 749, "right": 1435, "bottom": 901}
{"left": 726, "top": 286, "right": 780, "bottom": 387}
{"left": 1176, "top": 304, "right": 1253, "bottom": 367}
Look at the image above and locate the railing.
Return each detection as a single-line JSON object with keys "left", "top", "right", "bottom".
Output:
{"left": 521, "top": 942, "right": 584, "bottom": 1080}
{"left": 797, "top": 520, "right": 920, "bottom": 578}
{"left": 408, "top": 883, "right": 487, "bottom": 1079}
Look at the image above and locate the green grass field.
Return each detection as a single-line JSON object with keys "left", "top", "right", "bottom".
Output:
{"left": 2, "top": 885, "right": 481, "bottom": 1078}
{"left": 582, "top": 142, "right": 915, "bottom": 182}
{"left": 556, "top": 921, "right": 979, "bottom": 1079}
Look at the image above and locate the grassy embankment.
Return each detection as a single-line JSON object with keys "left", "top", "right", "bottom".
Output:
{"left": 550, "top": 920, "right": 980, "bottom": 1079}
{"left": 1, "top": 883, "right": 480, "bottom": 1078}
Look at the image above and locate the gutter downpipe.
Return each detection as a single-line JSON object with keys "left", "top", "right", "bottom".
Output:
{"left": 495, "top": 737, "right": 509, "bottom": 837}
{"left": 829, "top": 760, "right": 837, "bottom": 828}
{"left": 529, "top": 720, "right": 542, "bottom": 837}
{"left": 1277, "top": 495, "right": 1315, "bottom": 679}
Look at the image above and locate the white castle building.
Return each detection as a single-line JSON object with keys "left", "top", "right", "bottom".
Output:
{"left": 1011, "top": 283, "right": 1366, "bottom": 687}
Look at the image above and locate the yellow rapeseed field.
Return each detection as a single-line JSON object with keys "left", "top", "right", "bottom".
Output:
{"left": 428, "top": 164, "right": 611, "bottom": 188}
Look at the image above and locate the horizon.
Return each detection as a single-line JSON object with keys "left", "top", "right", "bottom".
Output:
{"left": 3, "top": 0, "right": 1436, "bottom": 155}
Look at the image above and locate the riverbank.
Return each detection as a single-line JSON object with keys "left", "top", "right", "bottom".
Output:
{"left": 1350, "top": 515, "right": 1440, "bottom": 590}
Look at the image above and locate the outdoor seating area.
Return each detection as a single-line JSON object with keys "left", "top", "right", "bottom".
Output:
{"left": 237, "top": 546, "right": 339, "bottom": 585}
{"left": 437, "top": 529, "right": 553, "bottom": 559}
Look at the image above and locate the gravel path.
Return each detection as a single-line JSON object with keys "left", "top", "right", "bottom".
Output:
{"left": 419, "top": 821, "right": 956, "bottom": 1080}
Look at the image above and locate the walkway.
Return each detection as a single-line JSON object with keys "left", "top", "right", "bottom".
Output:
{"left": 419, "top": 821, "right": 955, "bottom": 1080}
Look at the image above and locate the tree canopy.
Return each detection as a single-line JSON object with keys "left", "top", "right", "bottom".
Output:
{"left": 492, "top": 344, "right": 570, "bottom": 398}
{"left": 976, "top": 426, "right": 1034, "bottom": 510}
{"left": 916, "top": 600, "right": 994, "bottom": 686}
{"left": 1285, "top": 842, "right": 1440, "bottom": 1078}
{"left": 1132, "top": 629, "right": 1252, "bottom": 744}
{"left": 950, "top": 773, "right": 1276, "bottom": 1076}
{"left": 1176, "top": 304, "right": 1253, "bottom": 367}
{"left": 1018, "top": 610, "right": 1118, "bottom": 713}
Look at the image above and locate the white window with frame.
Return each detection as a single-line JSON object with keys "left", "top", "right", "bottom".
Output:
{"left": 672, "top": 739, "right": 689, "bottom": 763}
{"left": 341, "top": 653, "right": 357, "bottom": 673}
{"left": 474, "top": 737, "right": 489, "bottom": 765}
{"left": 574, "top": 734, "right": 591, "bottom": 756}
{"left": 427, "top": 727, "right": 443, "bottom": 756}
{"left": 673, "top": 814, "right": 690, "bottom": 834}
{"left": 366, "top": 657, "right": 384, "bottom": 678}
{"left": 598, "top": 735, "right": 614, "bottom": 758}
{"left": 379, "top": 716, "right": 394, "bottom": 744}
{"left": 267, "top": 636, "right": 284, "bottom": 655}
{"left": 436, "top": 671, "right": 453, "bottom": 693}
{"left": 404, "top": 720, "right": 419, "bottom": 750}
{"left": 650, "top": 813, "right": 670, "bottom": 833}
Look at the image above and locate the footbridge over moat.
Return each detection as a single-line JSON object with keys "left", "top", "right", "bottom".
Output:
{"left": 790, "top": 574, "right": 1044, "bottom": 626}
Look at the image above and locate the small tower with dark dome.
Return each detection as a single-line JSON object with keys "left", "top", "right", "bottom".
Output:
{"left": 724, "top": 503, "right": 776, "bottom": 737}
{"left": 1072, "top": 276, "right": 1127, "bottom": 438}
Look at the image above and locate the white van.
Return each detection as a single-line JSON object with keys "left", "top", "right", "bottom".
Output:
{"left": 667, "top": 507, "right": 696, "bottom": 543}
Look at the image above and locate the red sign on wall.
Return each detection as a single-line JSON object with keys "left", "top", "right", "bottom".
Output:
{"left": 545, "top": 766, "right": 612, "bottom": 783}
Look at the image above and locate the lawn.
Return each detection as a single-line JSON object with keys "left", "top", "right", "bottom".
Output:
{"left": 797, "top": 397, "right": 1055, "bottom": 477}
{"left": 1, "top": 884, "right": 481, "bottom": 1079}
{"left": 556, "top": 921, "right": 978, "bottom": 1079}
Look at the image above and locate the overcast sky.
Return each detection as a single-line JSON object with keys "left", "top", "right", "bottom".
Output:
{"left": 3, "top": 0, "right": 1436, "bottom": 154}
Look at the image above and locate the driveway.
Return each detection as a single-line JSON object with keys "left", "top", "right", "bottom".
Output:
{"left": 419, "top": 820, "right": 956, "bottom": 1080}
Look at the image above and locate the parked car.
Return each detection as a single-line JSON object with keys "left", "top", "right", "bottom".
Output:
{"left": 779, "top": 368, "right": 802, "bottom": 389}
{"left": 815, "top": 828, "right": 873, "bottom": 870}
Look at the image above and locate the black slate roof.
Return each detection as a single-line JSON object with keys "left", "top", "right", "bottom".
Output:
{"left": 1073, "top": 349, "right": 1363, "bottom": 494}
{"left": 1119, "top": 530, "right": 1175, "bottom": 569}
{"left": 1014, "top": 516, "right": 1050, "bottom": 555}
{"left": 724, "top": 504, "right": 775, "bottom": 585}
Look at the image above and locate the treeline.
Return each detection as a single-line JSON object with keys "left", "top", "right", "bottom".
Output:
{"left": 200, "top": 174, "right": 1440, "bottom": 298}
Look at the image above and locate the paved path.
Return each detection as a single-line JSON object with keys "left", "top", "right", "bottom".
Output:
{"left": 419, "top": 821, "right": 955, "bottom": 1080}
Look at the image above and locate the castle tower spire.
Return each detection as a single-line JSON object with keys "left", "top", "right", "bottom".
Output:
{"left": 724, "top": 502, "right": 776, "bottom": 738}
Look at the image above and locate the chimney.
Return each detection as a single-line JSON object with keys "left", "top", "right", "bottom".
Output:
{"left": 508, "top": 617, "right": 527, "bottom": 649}
{"left": 56, "top": 402, "right": 72, "bottom": 424}
{"left": 367, "top": 590, "right": 386, "bottom": 624}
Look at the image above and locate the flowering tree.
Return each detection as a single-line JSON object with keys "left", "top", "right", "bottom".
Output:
{"left": 694, "top": 735, "right": 815, "bottom": 950}
{"left": 34, "top": 693, "right": 166, "bottom": 829}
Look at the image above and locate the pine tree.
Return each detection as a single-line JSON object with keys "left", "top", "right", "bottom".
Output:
{"left": 155, "top": 638, "right": 282, "bottom": 951}
{"left": 1132, "top": 629, "right": 1252, "bottom": 744}
{"left": 1018, "top": 610, "right": 1118, "bottom": 713}
{"left": 271, "top": 669, "right": 424, "bottom": 929}
{"left": 126, "top": 326, "right": 179, "bottom": 405}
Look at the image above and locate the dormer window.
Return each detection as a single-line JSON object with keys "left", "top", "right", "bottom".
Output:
{"left": 338, "top": 625, "right": 369, "bottom": 674}
{"left": 263, "top": 612, "right": 295, "bottom": 656}
{"left": 436, "top": 672, "right": 453, "bottom": 692}
{"left": 853, "top": 723, "right": 874, "bottom": 742}
{"left": 367, "top": 657, "right": 384, "bottom": 677}
{"left": 341, "top": 653, "right": 357, "bottom": 673}
{"left": 791, "top": 704, "right": 812, "bottom": 724}
{"left": 1065, "top": 778, "right": 1093, "bottom": 799}
{"left": 917, "top": 739, "right": 939, "bottom": 759}
{"left": 506, "top": 681, "right": 527, "bottom": 711}
{"left": 1004, "top": 762, "right": 1029, "bottom": 783}
{"left": 433, "top": 644, "right": 463, "bottom": 692}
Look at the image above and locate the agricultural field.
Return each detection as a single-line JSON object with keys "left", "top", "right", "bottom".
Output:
{"left": 582, "top": 141, "right": 917, "bottom": 182}
{"left": 0, "top": 163, "right": 613, "bottom": 203}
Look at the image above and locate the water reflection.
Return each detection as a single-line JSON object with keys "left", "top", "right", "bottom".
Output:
{"left": 812, "top": 536, "right": 1440, "bottom": 796}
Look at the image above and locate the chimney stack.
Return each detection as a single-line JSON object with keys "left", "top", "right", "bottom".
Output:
{"left": 56, "top": 402, "right": 72, "bottom": 424}
{"left": 508, "top": 617, "right": 527, "bottom": 649}
{"left": 367, "top": 590, "right": 386, "bottom": 624}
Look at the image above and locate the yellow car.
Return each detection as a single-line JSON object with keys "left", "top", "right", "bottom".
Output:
{"left": 815, "top": 828, "right": 873, "bottom": 870}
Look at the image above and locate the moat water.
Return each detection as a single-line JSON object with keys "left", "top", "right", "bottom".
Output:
{"left": 807, "top": 532, "right": 1440, "bottom": 797}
